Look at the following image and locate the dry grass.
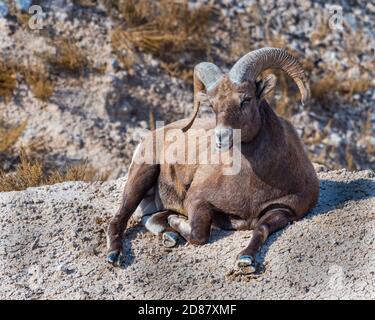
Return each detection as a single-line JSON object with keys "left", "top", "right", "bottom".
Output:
{"left": 310, "top": 22, "right": 373, "bottom": 105}
{"left": 117, "top": 0, "right": 150, "bottom": 27}
{"left": 48, "top": 161, "right": 109, "bottom": 184}
{"left": 345, "top": 144, "right": 357, "bottom": 171}
{"left": 232, "top": 9, "right": 374, "bottom": 119}
{"left": 123, "top": 3, "right": 213, "bottom": 56}
{"left": 0, "top": 120, "right": 27, "bottom": 153}
{"left": 311, "top": 72, "right": 373, "bottom": 104}
{"left": 72, "top": 0, "right": 97, "bottom": 8}
{"left": 259, "top": 49, "right": 373, "bottom": 116}
{"left": 0, "top": 148, "right": 45, "bottom": 192}
{"left": 42, "top": 38, "right": 90, "bottom": 74}
{"left": 0, "top": 149, "right": 108, "bottom": 192}
{"left": 310, "top": 75, "right": 336, "bottom": 104}
{"left": 0, "top": 119, "right": 108, "bottom": 192}
{"left": 111, "top": 26, "right": 138, "bottom": 72}
{"left": 109, "top": 0, "right": 215, "bottom": 80}
{"left": 0, "top": 61, "right": 17, "bottom": 103}
{"left": 159, "top": 62, "right": 194, "bottom": 82}
{"left": 20, "top": 63, "right": 55, "bottom": 101}
{"left": 1, "top": 59, "right": 55, "bottom": 102}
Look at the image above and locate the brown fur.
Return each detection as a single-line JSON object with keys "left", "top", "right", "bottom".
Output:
{"left": 106, "top": 74, "right": 320, "bottom": 270}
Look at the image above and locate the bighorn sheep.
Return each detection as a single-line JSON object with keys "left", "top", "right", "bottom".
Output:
{"left": 107, "top": 47, "right": 320, "bottom": 273}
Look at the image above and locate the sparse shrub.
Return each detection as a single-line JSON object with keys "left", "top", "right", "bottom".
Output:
{"left": 0, "top": 61, "right": 17, "bottom": 103}
{"left": 0, "top": 119, "right": 108, "bottom": 192}
{"left": 0, "top": 148, "right": 45, "bottom": 192}
{"left": 42, "top": 38, "right": 90, "bottom": 74}
{"left": 311, "top": 72, "right": 373, "bottom": 104}
{"left": 345, "top": 144, "right": 357, "bottom": 171}
{"left": 121, "top": 1, "right": 213, "bottom": 57}
{"left": 109, "top": 0, "right": 215, "bottom": 80}
{"left": 117, "top": 0, "right": 150, "bottom": 27}
{"left": 47, "top": 161, "right": 109, "bottom": 184}
{"left": 1, "top": 59, "right": 55, "bottom": 102}
{"left": 21, "top": 63, "right": 55, "bottom": 101}
{"left": 0, "top": 149, "right": 109, "bottom": 192}
{"left": 159, "top": 62, "right": 193, "bottom": 82}
{"left": 311, "top": 74, "right": 336, "bottom": 104}
{"left": 111, "top": 26, "right": 137, "bottom": 72}
{"left": 72, "top": 0, "right": 97, "bottom": 8}
{"left": 103, "top": 0, "right": 151, "bottom": 27}
{"left": 0, "top": 120, "right": 27, "bottom": 153}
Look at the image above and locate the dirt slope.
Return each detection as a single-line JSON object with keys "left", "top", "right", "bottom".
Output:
{"left": 0, "top": 168, "right": 374, "bottom": 299}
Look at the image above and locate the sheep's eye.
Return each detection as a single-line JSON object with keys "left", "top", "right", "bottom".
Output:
{"left": 240, "top": 98, "right": 252, "bottom": 108}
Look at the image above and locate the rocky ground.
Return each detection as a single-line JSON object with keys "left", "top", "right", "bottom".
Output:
{"left": 0, "top": 167, "right": 374, "bottom": 299}
{"left": 0, "top": 0, "right": 374, "bottom": 179}
{"left": 0, "top": 0, "right": 374, "bottom": 300}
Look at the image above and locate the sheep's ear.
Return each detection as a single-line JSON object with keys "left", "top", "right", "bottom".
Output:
{"left": 256, "top": 74, "right": 277, "bottom": 99}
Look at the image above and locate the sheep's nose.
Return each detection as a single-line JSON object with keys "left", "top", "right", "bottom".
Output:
{"left": 214, "top": 126, "right": 233, "bottom": 151}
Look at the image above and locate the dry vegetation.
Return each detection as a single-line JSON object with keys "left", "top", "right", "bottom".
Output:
{"left": 0, "top": 120, "right": 108, "bottom": 192}
{"left": 1, "top": 1, "right": 373, "bottom": 186}
{"left": 1, "top": 37, "right": 93, "bottom": 104}
{"left": 227, "top": 4, "right": 373, "bottom": 171}
{"left": 0, "top": 61, "right": 17, "bottom": 103}
{"left": 42, "top": 38, "right": 90, "bottom": 75}
{"left": 0, "top": 150, "right": 108, "bottom": 192}
{"left": 229, "top": 4, "right": 374, "bottom": 119}
{"left": 311, "top": 72, "right": 373, "bottom": 105}
{"left": 1, "top": 59, "right": 55, "bottom": 102}
{"left": 72, "top": 0, "right": 97, "bottom": 8}
{"left": 21, "top": 62, "right": 55, "bottom": 101}
{"left": 0, "top": 120, "right": 27, "bottom": 153}
{"left": 229, "top": 11, "right": 308, "bottom": 118}
{"left": 108, "top": 0, "right": 215, "bottom": 81}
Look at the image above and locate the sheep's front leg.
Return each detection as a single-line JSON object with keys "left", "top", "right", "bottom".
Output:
{"left": 168, "top": 200, "right": 213, "bottom": 245}
{"left": 107, "top": 163, "right": 159, "bottom": 267}
{"left": 142, "top": 210, "right": 180, "bottom": 248}
{"left": 236, "top": 208, "right": 293, "bottom": 274}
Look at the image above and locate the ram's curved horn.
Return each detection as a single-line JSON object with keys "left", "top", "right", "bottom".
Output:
{"left": 228, "top": 47, "right": 310, "bottom": 105}
{"left": 182, "top": 62, "right": 223, "bottom": 132}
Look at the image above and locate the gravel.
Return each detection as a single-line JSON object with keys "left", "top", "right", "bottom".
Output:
{"left": 1, "top": 168, "right": 374, "bottom": 299}
{"left": 0, "top": 0, "right": 374, "bottom": 177}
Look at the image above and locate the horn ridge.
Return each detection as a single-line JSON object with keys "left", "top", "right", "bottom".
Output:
{"left": 182, "top": 62, "right": 223, "bottom": 132}
{"left": 229, "top": 47, "right": 310, "bottom": 104}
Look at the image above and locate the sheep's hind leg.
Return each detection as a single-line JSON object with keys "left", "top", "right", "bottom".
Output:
{"left": 168, "top": 201, "right": 212, "bottom": 245}
{"left": 236, "top": 208, "right": 293, "bottom": 274}
{"left": 142, "top": 210, "right": 180, "bottom": 248}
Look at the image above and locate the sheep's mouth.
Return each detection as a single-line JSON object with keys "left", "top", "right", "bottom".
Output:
{"left": 214, "top": 127, "right": 233, "bottom": 152}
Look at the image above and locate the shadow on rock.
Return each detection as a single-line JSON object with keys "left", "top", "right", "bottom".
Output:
{"left": 115, "top": 178, "right": 375, "bottom": 271}
{"left": 256, "top": 178, "right": 375, "bottom": 268}
{"left": 117, "top": 225, "right": 144, "bottom": 269}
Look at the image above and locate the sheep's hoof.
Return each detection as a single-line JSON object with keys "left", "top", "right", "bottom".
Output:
{"left": 237, "top": 255, "right": 256, "bottom": 274}
{"left": 162, "top": 231, "right": 178, "bottom": 248}
{"left": 107, "top": 250, "right": 125, "bottom": 268}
